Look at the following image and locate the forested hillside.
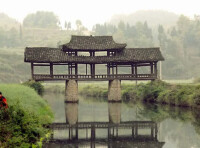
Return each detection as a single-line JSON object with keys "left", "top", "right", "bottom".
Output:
{"left": 109, "top": 10, "right": 179, "bottom": 27}
{"left": 0, "top": 11, "right": 200, "bottom": 83}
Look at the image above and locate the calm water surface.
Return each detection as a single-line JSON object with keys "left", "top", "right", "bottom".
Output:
{"left": 43, "top": 93, "right": 200, "bottom": 148}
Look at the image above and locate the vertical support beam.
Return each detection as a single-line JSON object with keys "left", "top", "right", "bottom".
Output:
{"left": 154, "top": 62, "right": 158, "bottom": 78}
{"left": 90, "top": 64, "right": 92, "bottom": 77}
{"left": 65, "top": 80, "right": 78, "bottom": 102}
{"left": 108, "top": 126, "right": 110, "bottom": 139}
{"left": 69, "top": 127, "right": 71, "bottom": 140}
{"left": 135, "top": 63, "right": 138, "bottom": 78}
{"left": 93, "top": 64, "right": 95, "bottom": 77}
{"left": 86, "top": 128, "right": 88, "bottom": 139}
{"left": 131, "top": 64, "right": 134, "bottom": 75}
{"left": 31, "top": 62, "right": 34, "bottom": 79}
{"left": 135, "top": 123, "right": 138, "bottom": 137}
{"left": 107, "top": 63, "right": 110, "bottom": 75}
{"left": 68, "top": 63, "right": 70, "bottom": 75}
{"left": 71, "top": 64, "right": 73, "bottom": 75}
{"left": 107, "top": 51, "right": 110, "bottom": 56}
{"left": 116, "top": 126, "right": 118, "bottom": 137}
{"left": 108, "top": 79, "right": 121, "bottom": 102}
{"left": 50, "top": 63, "right": 53, "bottom": 78}
{"left": 150, "top": 62, "right": 153, "bottom": 74}
{"left": 112, "top": 63, "right": 114, "bottom": 75}
{"left": 155, "top": 123, "right": 158, "bottom": 140}
{"left": 151, "top": 125, "right": 154, "bottom": 138}
{"left": 75, "top": 126, "right": 78, "bottom": 140}
{"left": 132, "top": 126, "right": 135, "bottom": 138}
{"left": 75, "top": 63, "right": 78, "bottom": 77}
{"left": 91, "top": 124, "right": 95, "bottom": 141}
{"left": 86, "top": 64, "right": 88, "bottom": 75}
{"left": 116, "top": 64, "right": 118, "bottom": 75}
{"left": 160, "top": 61, "right": 162, "bottom": 80}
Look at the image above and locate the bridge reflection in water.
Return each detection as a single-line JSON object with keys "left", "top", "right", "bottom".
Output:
{"left": 43, "top": 103, "right": 165, "bottom": 148}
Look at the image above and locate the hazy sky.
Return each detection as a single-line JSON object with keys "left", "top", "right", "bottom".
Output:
{"left": 1, "top": 0, "right": 200, "bottom": 29}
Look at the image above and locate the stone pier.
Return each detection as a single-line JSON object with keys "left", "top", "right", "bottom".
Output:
{"left": 65, "top": 80, "right": 78, "bottom": 102}
{"left": 65, "top": 103, "right": 78, "bottom": 125}
{"left": 108, "top": 103, "right": 121, "bottom": 124}
{"left": 108, "top": 79, "right": 121, "bottom": 102}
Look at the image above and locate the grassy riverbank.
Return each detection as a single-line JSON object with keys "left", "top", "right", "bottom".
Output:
{"left": 79, "top": 80, "right": 200, "bottom": 108}
{"left": 0, "top": 84, "right": 53, "bottom": 147}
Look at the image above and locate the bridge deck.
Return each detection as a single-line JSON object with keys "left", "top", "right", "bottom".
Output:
{"left": 33, "top": 74, "right": 157, "bottom": 81}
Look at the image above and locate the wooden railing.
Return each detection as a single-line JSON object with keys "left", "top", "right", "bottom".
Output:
{"left": 49, "top": 121, "right": 157, "bottom": 130}
{"left": 33, "top": 74, "right": 157, "bottom": 81}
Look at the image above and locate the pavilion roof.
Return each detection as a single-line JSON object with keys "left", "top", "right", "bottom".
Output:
{"left": 61, "top": 35, "right": 127, "bottom": 51}
{"left": 24, "top": 47, "right": 164, "bottom": 64}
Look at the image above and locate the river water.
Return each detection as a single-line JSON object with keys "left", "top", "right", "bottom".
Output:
{"left": 43, "top": 93, "right": 200, "bottom": 148}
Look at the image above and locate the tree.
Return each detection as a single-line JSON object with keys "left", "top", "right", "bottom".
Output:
{"left": 76, "top": 20, "right": 82, "bottom": 31}
{"left": 23, "top": 11, "right": 59, "bottom": 28}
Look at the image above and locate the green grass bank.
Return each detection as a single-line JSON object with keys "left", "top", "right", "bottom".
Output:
{"left": 0, "top": 84, "right": 53, "bottom": 147}
{"left": 78, "top": 80, "right": 200, "bottom": 108}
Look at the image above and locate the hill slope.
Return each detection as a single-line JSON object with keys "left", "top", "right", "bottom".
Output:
{"left": 109, "top": 10, "right": 179, "bottom": 27}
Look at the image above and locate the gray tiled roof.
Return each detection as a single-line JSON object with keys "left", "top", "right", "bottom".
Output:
{"left": 61, "top": 35, "right": 127, "bottom": 51}
{"left": 24, "top": 47, "right": 164, "bottom": 63}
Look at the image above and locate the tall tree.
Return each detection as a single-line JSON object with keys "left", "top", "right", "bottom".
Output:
{"left": 23, "top": 11, "right": 59, "bottom": 28}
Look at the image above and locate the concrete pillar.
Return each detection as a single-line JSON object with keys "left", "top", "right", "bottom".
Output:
{"left": 108, "top": 79, "right": 121, "bottom": 102}
{"left": 65, "top": 80, "right": 78, "bottom": 102}
{"left": 65, "top": 103, "right": 78, "bottom": 125}
{"left": 108, "top": 103, "right": 121, "bottom": 124}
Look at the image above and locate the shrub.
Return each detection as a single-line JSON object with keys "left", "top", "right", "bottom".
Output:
{"left": 23, "top": 80, "right": 44, "bottom": 95}
{"left": 0, "top": 104, "right": 48, "bottom": 147}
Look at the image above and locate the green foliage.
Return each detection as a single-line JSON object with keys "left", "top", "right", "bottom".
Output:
{"left": 23, "top": 11, "right": 59, "bottom": 29}
{"left": 0, "top": 84, "right": 53, "bottom": 147}
{"left": 0, "top": 84, "right": 53, "bottom": 124}
{"left": 23, "top": 80, "right": 44, "bottom": 95}
{"left": 79, "top": 85, "right": 108, "bottom": 98}
{"left": 0, "top": 104, "right": 47, "bottom": 147}
{"left": 79, "top": 80, "right": 200, "bottom": 108}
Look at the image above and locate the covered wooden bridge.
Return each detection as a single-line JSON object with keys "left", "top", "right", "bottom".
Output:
{"left": 24, "top": 35, "right": 164, "bottom": 101}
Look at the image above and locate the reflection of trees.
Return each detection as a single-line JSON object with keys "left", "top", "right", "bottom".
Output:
{"left": 137, "top": 103, "right": 200, "bottom": 148}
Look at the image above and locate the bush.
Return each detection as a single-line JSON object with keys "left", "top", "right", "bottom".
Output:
{"left": 0, "top": 104, "right": 48, "bottom": 147}
{"left": 23, "top": 80, "right": 44, "bottom": 95}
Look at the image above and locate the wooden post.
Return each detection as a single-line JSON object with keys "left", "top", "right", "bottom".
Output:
{"left": 68, "top": 63, "right": 70, "bottom": 75}
{"left": 50, "top": 63, "right": 53, "bottom": 78}
{"left": 150, "top": 62, "right": 153, "bottom": 74}
{"left": 160, "top": 61, "right": 162, "bottom": 80}
{"left": 31, "top": 62, "right": 34, "bottom": 79}
{"left": 132, "top": 126, "right": 135, "bottom": 138}
{"left": 93, "top": 64, "right": 95, "bottom": 77}
{"left": 75, "top": 63, "right": 78, "bottom": 77}
{"left": 154, "top": 62, "right": 157, "bottom": 78}
{"left": 116, "top": 64, "right": 118, "bottom": 75}
{"left": 112, "top": 64, "right": 114, "bottom": 75}
{"left": 107, "top": 63, "right": 110, "bottom": 75}
{"left": 90, "top": 64, "right": 93, "bottom": 78}
{"left": 151, "top": 125, "right": 154, "bottom": 138}
{"left": 75, "top": 126, "right": 78, "bottom": 140}
{"left": 71, "top": 64, "right": 72, "bottom": 75}
{"left": 108, "top": 126, "right": 110, "bottom": 139}
{"left": 131, "top": 64, "right": 134, "bottom": 75}
{"left": 135, "top": 63, "right": 137, "bottom": 78}
{"left": 155, "top": 123, "right": 158, "bottom": 139}
{"left": 86, "top": 64, "right": 87, "bottom": 75}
